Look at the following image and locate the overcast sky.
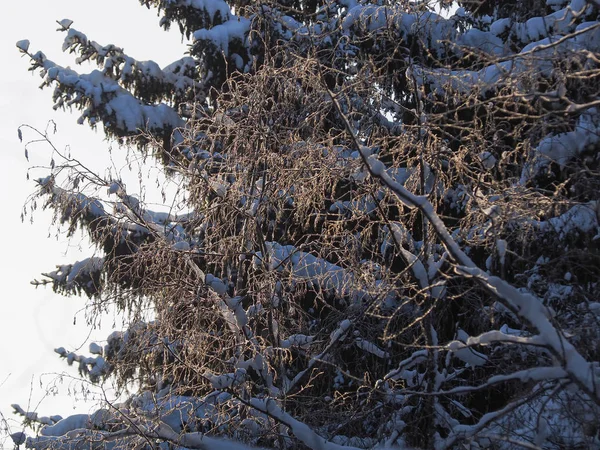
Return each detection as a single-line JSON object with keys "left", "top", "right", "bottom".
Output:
{"left": 0, "top": 0, "right": 187, "bottom": 440}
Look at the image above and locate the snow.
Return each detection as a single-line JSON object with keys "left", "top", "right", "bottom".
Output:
{"left": 357, "top": 133, "right": 600, "bottom": 404}
{"left": 16, "top": 39, "right": 30, "bottom": 52}
{"left": 28, "top": 51, "right": 185, "bottom": 134}
{"left": 55, "top": 347, "right": 110, "bottom": 381}
{"left": 496, "top": 239, "right": 507, "bottom": 266}
{"left": 355, "top": 338, "right": 389, "bottom": 359}
{"left": 330, "top": 196, "right": 378, "bottom": 216}
{"left": 583, "top": 302, "right": 600, "bottom": 312}
{"left": 457, "top": 29, "right": 504, "bottom": 56}
{"left": 13, "top": 1, "right": 600, "bottom": 449}
{"left": 281, "top": 334, "right": 313, "bottom": 349}
{"left": 206, "top": 273, "right": 227, "bottom": 295}
{"left": 511, "top": 0, "right": 591, "bottom": 44}
{"left": 285, "top": 319, "right": 355, "bottom": 394}
{"left": 107, "top": 181, "right": 122, "bottom": 194}
{"left": 66, "top": 257, "right": 104, "bottom": 286}
{"left": 538, "top": 201, "right": 598, "bottom": 238}
{"left": 400, "top": 248, "right": 429, "bottom": 290}
{"left": 414, "top": 9, "right": 598, "bottom": 99}
{"left": 521, "top": 108, "right": 600, "bottom": 183}
{"left": 253, "top": 242, "right": 355, "bottom": 298}
{"left": 89, "top": 342, "right": 103, "bottom": 355}
{"left": 457, "top": 265, "right": 600, "bottom": 403}
{"left": 57, "top": 18, "right": 73, "bottom": 29}
{"left": 39, "top": 414, "right": 91, "bottom": 436}
{"left": 188, "top": 0, "right": 232, "bottom": 20}
{"left": 40, "top": 255, "right": 104, "bottom": 295}
{"left": 547, "top": 0, "right": 568, "bottom": 10}
{"left": 383, "top": 350, "right": 428, "bottom": 383}
{"left": 447, "top": 329, "right": 488, "bottom": 367}
{"left": 516, "top": 16, "right": 549, "bottom": 42}
{"left": 194, "top": 16, "right": 251, "bottom": 55}
{"left": 330, "top": 320, "right": 350, "bottom": 342}
{"left": 490, "top": 17, "right": 511, "bottom": 36}
{"left": 10, "top": 432, "right": 26, "bottom": 446}
{"left": 342, "top": 6, "right": 454, "bottom": 56}
{"left": 205, "top": 368, "right": 246, "bottom": 390}
{"left": 575, "top": 21, "right": 600, "bottom": 51}
{"left": 479, "top": 151, "right": 497, "bottom": 169}
{"left": 172, "top": 240, "right": 190, "bottom": 251}
{"left": 224, "top": 295, "right": 248, "bottom": 328}
{"left": 209, "top": 178, "right": 228, "bottom": 198}
{"left": 366, "top": 154, "right": 385, "bottom": 175}
{"left": 11, "top": 405, "right": 56, "bottom": 426}
{"left": 249, "top": 398, "right": 367, "bottom": 450}
{"left": 60, "top": 26, "right": 200, "bottom": 96}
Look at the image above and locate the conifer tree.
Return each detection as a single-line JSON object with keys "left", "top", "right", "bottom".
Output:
{"left": 12, "top": 1, "right": 600, "bottom": 448}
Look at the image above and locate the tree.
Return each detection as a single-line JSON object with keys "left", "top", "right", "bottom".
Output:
{"left": 11, "top": 0, "right": 600, "bottom": 448}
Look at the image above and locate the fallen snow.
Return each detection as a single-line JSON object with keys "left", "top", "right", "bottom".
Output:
{"left": 194, "top": 17, "right": 251, "bottom": 55}
{"left": 16, "top": 39, "right": 30, "bottom": 52}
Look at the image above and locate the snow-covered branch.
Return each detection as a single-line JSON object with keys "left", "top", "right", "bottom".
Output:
{"left": 328, "top": 83, "right": 600, "bottom": 406}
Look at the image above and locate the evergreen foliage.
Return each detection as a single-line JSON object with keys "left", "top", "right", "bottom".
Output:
{"left": 11, "top": 0, "right": 600, "bottom": 448}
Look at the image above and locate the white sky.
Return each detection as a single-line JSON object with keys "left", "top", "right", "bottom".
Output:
{"left": 0, "top": 0, "right": 187, "bottom": 442}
